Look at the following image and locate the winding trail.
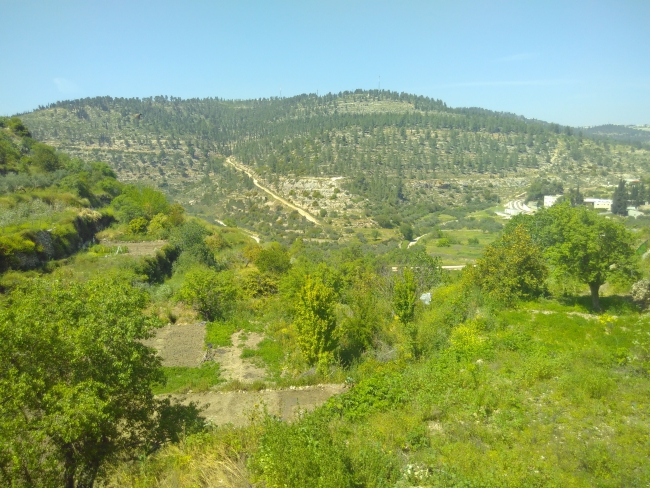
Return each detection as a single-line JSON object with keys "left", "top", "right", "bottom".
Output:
{"left": 225, "top": 158, "right": 322, "bottom": 226}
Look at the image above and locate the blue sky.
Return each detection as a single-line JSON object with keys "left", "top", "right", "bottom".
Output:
{"left": 1, "top": 0, "right": 649, "bottom": 126}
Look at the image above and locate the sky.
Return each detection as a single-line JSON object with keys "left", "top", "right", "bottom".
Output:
{"left": 1, "top": 0, "right": 649, "bottom": 127}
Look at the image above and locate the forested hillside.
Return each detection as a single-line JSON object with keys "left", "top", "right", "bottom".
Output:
{"left": 583, "top": 124, "right": 650, "bottom": 147}
{"left": 21, "top": 91, "right": 650, "bottom": 240}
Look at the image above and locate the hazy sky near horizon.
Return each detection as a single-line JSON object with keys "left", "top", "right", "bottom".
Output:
{"left": 1, "top": 0, "right": 649, "bottom": 126}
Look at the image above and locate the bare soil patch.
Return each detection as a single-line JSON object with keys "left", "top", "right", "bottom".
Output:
{"left": 143, "top": 323, "right": 206, "bottom": 367}
{"left": 101, "top": 240, "right": 167, "bottom": 257}
{"left": 165, "top": 384, "right": 346, "bottom": 426}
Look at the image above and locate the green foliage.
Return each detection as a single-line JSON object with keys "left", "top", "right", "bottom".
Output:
{"left": 294, "top": 277, "right": 338, "bottom": 368}
{"left": 3, "top": 117, "right": 31, "bottom": 137}
{"left": 516, "top": 202, "right": 636, "bottom": 310}
{"left": 146, "top": 212, "right": 171, "bottom": 237}
{"left": 153, "top": 363, "right": 222, "bottom": 394}
{"left": 399, "top": 222, "right": 414, "bottom": 241}
{"left": 526, "top": 177, "right": 563, "bottom": 203}
{"left": 393, "top": 267, "right": 417, "bottom": 324}
{"left": 110, "top": 185, "right": 169, "bottom": 223}
{"left": 31, "top": 142, "right": 61, "bottom": 172}
{"left": 611, "top": 180, "right": 628, "bottom": 216}
{"left": 128, "top": 216, "right": 148, "bottom": 234}
{"left": 0, "top": 276, "right": 203, "bottom": 487}
{"left": 177, "top": 267, "right": 238, "bottom": 321}
{"left": 169, "top": 220, "right": 216, "bottom": 270}
{"left": 205, "top": 319, "right": 238, "bottom": 347}
{"left": 243, "top": 270, "right": 279, "bottom": 297}
{"left": 252, "top": 415, "right": 353, "bottom": 488}
{"left": 255, "top": 242, "right": 291, "bottom": 275}
{"left": 467, "top": 225, "right": 548, "bottom": 304}
{"left": 324, "top": 370, "right": 407, "bottom": 421}
{"left": 339, "top": 272, "right": 384, "bottom": 363}
{"left": 134, "top": 244, "right": 180, "bottom": 284}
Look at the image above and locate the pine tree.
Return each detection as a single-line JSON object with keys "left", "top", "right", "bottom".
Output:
{"left": 611, "top": 180, "right": 628, "bottom": 216}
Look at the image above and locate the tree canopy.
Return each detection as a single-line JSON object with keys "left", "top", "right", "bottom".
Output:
{"left": 508, "top": 202, "right": 636, "bottom": 310}
{"left": 0, "top": 276, "right": 202, "bottom": 487}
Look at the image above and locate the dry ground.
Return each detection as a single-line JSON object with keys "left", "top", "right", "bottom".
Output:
{"left": 147, "top": 326, "right": 346, "bottom": 426}
{"left": 213, "top": 331, "right": 266, "bottom": 382}
{"left": 164, "top": 384, "right": 347, "bottom": 427}
{"left": 142, "top": 323, "right": 206, "bottom": 367}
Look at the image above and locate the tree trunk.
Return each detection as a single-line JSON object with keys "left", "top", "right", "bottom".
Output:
{"left": 589, "top": 282, "right": 601, "bottom": 312}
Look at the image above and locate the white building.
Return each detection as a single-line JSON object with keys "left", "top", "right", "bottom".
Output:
{"left": 543, "top": 195, "right": 562, "bottom": 207}
{"left": 584, "top": 198, "right": 612, "bottom": 211}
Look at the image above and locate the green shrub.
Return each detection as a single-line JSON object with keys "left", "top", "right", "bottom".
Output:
{"left": 255, "top": 242, "right": 291, "bottom": 275}
{"left": 251, "top": 415, "right": 354, "bottom": 488}
{"left": 177, "top": 268, "right": 238, "bottom": 321}
{"left": 128, "top": 217, "right": 148, "bottom": 234}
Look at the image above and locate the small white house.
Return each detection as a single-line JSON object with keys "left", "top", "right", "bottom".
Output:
{"left": 584, "top": 198, "right": 612, "bottom": 211}
{"left": 543, "top": 195, "right": 562, "bottom": 207}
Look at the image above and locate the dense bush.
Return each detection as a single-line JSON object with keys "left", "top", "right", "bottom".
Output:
{"left": 177, "top": 267, "right": 238, "bottom": 321}
{"left": 466, "top": 225, "right": 548, "bottom": 305}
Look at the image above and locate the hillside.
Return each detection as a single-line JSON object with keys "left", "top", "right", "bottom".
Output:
{"left": 20, "top": 91, "right": 650, "bottom": 242}
{"left": 583, "top": 124, "right": 650, "bottom": 146}
{"left": 2, "top": 113, "right": 650, "bottom": 487}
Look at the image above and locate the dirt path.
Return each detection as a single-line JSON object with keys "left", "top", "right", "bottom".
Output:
{"left": 226, "top": 158, "right": 321, "bottom": 226}
{"left": 215, "top": 220, "right": 260, "bottom": 243}
{"left": 530, "top": 310, "right": 609, "bottom": 320}
{"left": 142, "top": 323, "right": 206, "bottom": 367}
{"left": 165, "top": 384, "right": 346, "bottom": 426}
{"left": 407, "top": 234, "right": 426, "bottom": 248}
{"left": 213, "top": 331, "right": 267, "bottom": 382}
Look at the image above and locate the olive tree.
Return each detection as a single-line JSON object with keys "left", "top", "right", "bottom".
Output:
{"left": 510, "top": 202, "right": 636, "bottom": 311}
{"left": 0, "top": 276, "right": 203, "bottom": 487}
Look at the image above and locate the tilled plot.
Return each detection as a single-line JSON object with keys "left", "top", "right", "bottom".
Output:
{"left": 143, "top": 323, "right": 206, "bottom": 367}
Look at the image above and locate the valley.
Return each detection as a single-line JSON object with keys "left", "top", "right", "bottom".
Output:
{"left": 3, "top": 93, "right": 650, "bottom": 487}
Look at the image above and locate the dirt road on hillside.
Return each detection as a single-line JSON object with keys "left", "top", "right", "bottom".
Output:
{"left": 225, "top": 158, "right": 321, "bottom": 225}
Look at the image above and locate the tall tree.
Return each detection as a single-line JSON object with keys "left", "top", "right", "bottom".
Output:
{"left": 294, "top": 277, "right": 338, "bottom": 370}
{"left": 611, "top": 180, "right": 628, "bottom": 216}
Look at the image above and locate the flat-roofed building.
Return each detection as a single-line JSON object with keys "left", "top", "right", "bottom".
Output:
{"left": 584, "top": 198, "right": 612, "bottom": 211}
{"left": 543, "top": 195, "right": 562, "bottom": 207}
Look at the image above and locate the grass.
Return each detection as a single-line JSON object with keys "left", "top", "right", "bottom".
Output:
{"left": 241, "top": 338, "right": 284, "bottom": 380}
{"left": 425, "top": 229, "right": 498, "bottom": 265}
{"left": 105, "top": 290, "right": 650, "bottom": 486}
{"left": 205, "top": 315, "right": 264, "bottom": 348}
{"left": 152, "top": 363, "right": 223, "bottom": 394}
{"left": 205, "top": 320, "right": 238, "bottom": 347}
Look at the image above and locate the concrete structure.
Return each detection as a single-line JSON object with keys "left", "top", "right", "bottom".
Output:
{"left": 584, "top": 198, "right": 612, "bottom": 211}
{"left": 543, "top": 195, "right": 562, "bottom": 207}
{"left": 627, "top": 207, "right": 644, "bottom": 218}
